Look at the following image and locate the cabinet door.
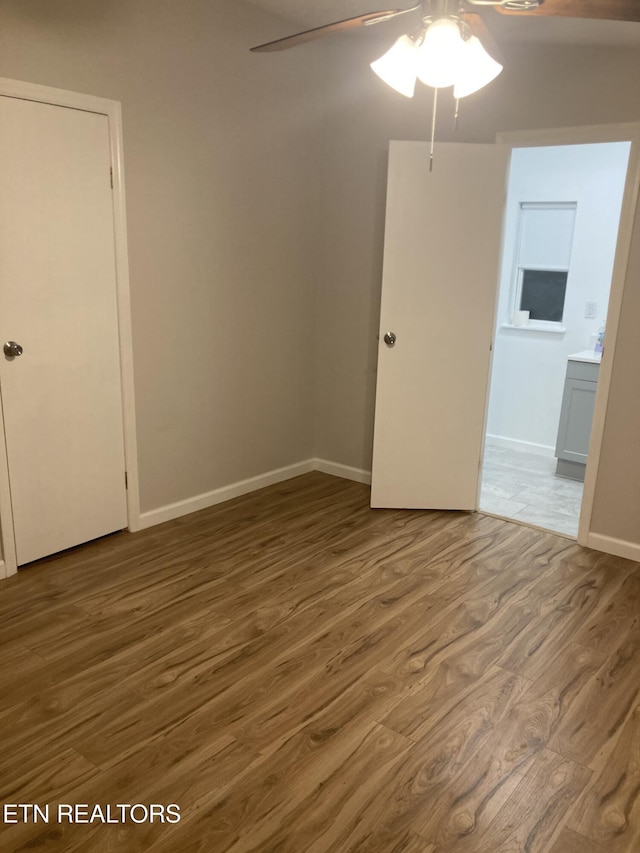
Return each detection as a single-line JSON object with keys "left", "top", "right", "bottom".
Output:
{"left": 555, "top": 378, "right": 597, "bottom": 463}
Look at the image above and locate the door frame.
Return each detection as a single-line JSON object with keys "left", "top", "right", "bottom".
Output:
{"left": 0, "top": 78, "right": 141, "bottom": 579}
{"left": 494, "top": 122, "right": 640, "bottom": 550}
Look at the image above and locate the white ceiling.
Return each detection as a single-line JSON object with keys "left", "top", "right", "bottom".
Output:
{"left": 245, "top": 0, "right": 640, "bottom": 47}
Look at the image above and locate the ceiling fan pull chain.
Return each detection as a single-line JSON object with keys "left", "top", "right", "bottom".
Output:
{"left": 430, "top": 87, "right": 439, "bottom": 172}
{"left": 454, "top": 97, "right": 460, "bottom": 132}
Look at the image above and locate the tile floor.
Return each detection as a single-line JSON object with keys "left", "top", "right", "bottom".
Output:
{"left": 479, "top": 442, "right": 584, "bottom": 538}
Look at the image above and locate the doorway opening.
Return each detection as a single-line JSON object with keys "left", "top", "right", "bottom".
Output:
{"left": 480, "top": 140, "right": 632, "bottom": 538}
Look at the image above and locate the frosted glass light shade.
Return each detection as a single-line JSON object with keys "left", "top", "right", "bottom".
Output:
{"left": 370, "top": 35, "right": 419, "bottom": 98}
{"left": 453, "top": 36, "right": 503, "bottom": 98}
{"left": 417, "top": 18, "right": 464, "bottom": 88}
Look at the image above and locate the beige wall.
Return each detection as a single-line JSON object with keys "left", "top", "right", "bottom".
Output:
{"left": 1, "top": 2, "right": 639, "bottom": 549}
{"left": 313, "top": 35, "right": 640, "bottom": 546}
{"left": 0, "top": 0, "right": 322, "bottom": 513}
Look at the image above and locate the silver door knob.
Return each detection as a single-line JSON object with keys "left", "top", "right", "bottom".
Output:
{"left": 383, "top": 332, "right": 397, "bottom": 347}
{"left": 3, "top": 341, "right": 23, "bottom": 358}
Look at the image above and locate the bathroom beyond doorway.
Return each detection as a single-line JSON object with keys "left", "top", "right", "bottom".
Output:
{"left": 481, "top": 443, "right": 583, "bottom": 537}
{"left": 481, "top": 140, "right": 631, "bottom": 538}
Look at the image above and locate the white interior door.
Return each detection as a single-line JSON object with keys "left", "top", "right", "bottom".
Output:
{"left": 0, "top": 96, "right": 127, "bottom": 565}
{"left": 371, "top": 141, "right": 509, "bottom": 509}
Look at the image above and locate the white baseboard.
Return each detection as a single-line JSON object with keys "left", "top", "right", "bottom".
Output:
{"left": 586, "top": 533, "right": 640, "bottom": 563}
{"left": 6, "top": 457, "right": 638, "bottom": 569}
{"left": 485, "top": 434, "right": 555, "bottom": 458}
{"left": 0, "top": 558, "right": 17, "bottom": 579}
{"left": 138, "top": 460, "right": 316, "bottom": 530}
{"left": 137, "top": 458, "right": 373, "bottom": 531}
{"left": 313, "top": 458, "right": 372, "bottom": 485}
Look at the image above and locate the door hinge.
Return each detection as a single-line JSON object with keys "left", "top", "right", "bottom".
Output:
{"left": 125, "top": 471, "right": 128, "bottom": 489}
{"left": 110, "top": 167, "right": 114, "bottom": 189}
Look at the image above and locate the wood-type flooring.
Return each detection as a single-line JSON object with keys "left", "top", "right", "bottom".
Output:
{"left": 1, "top": 472, "right": 640, "bottom": 852}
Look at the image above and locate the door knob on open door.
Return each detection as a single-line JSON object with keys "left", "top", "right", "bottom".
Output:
{"left": 3, "top": 341, "right": 23, "bottom": 358}
{"left": 383, "top": 332, "right": 396, "bottom": 347}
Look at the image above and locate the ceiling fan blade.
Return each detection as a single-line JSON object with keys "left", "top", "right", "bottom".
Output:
{"left": 495, "top": 0, "right": 640, "bottom": 22}
{"left": 250, "top": 6, "right": 421, "bottom": 53}
{"left": 463, "top": 12, "right": 504, "bottom": 64}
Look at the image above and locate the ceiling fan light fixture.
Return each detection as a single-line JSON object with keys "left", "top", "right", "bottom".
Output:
{"left": 416, "top": 18, "right": 465, "bottom": 88}
{"left": 453, "top": 35, "right": 503, "bottom": 98}
{"left": 370, "top": 34, "right": 419, "bottom": 98}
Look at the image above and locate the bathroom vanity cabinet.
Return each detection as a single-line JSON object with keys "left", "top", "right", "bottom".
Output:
{"left": 555, "top": 351, "right": 601, "bottom": 481}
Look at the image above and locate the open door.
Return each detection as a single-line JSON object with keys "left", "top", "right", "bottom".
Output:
{"left": 371, "top": 141, "right": 510, "bottom": 509}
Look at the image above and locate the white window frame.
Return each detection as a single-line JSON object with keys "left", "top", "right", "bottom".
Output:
{"left": 507, "top": 201, "right": 576, "bottom": 333}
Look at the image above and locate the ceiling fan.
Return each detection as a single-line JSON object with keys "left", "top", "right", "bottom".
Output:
{"left": 251, "top": 0, "right": 640, "bottom": 167}
{"left": 250, "top": 0, "right": 640, "bottom": 55}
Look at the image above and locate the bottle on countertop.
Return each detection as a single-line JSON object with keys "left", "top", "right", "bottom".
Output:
{"left": 595, "top": 326, "right": 605, "bottom": 354}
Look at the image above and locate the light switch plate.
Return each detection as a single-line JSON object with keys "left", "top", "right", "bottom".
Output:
{"left": 585, "top": 301, "right": 597, "bottom": 319}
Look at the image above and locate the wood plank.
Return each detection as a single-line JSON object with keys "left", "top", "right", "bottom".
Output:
{"left": 0, "top": 473, "right": 638, "bottom": 852}
{"left": 571, "top": 568, "right": 640, "bottom": 654}
{"left": 548, "top": 828, "right": 609, "bottom": 852}
{"left": 470, "top": 749, "right": 592, "bottom": 852}
{"left": 349, "top": 830, "right": 437, "bottom": 853}
{"left": 147, "top": 722, "right": 414, "bottom": 853}
{"left": 0, "top": 733, "right": 255, "bottom": 853}
{"left": 548, "top": 637, "right": 640, "bottom": 768}
{"left": 411, "top": 638, "right": 605, "bottom": 847}
{"left": 568, "top": 704, "right": 640, "bottom": 850}
{"left": 73, "top": 582, "right": 444, "bottom": 767}
{"left": 0, "top": 684, "right": 143, "bottom": 787}
{"left": 497, "top": 597, "right": 613, "bottom": 684}
{"left": 323, "top": 667, "right": 531, "bottom": 846}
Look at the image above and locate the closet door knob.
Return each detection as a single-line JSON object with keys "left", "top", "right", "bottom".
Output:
{"left": 3, "top": 341, "right": 23, "bottom": 358}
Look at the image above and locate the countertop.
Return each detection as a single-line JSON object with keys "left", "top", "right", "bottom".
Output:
{"left": 568, "top": 349, "right": 602, "bottom": 364}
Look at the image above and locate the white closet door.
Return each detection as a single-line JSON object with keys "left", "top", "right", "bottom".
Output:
{"left": 0, "top": 95, "right": 127, "bottom": 565}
